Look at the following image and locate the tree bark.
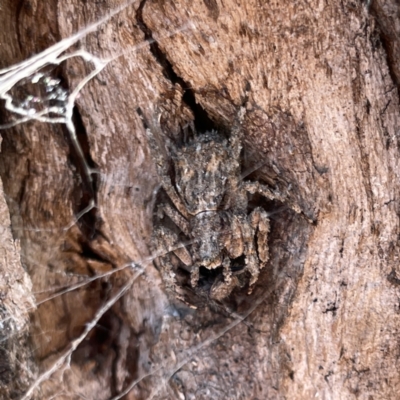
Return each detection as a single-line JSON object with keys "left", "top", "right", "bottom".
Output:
{"left": 1, "top": 0, "right": 400, "bottom": 399}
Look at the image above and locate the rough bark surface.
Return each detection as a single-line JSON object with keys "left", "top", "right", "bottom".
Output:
{"left": 0, "top": 0, "right": 400, "bottom": 399}
{"left": 0, "top": 137, "right": 36, "bottom": 400}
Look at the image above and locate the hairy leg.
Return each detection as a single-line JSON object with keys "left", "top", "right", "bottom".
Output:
{"left": 145, "top": 126, "right": 190, "bottom": 219}
{"left": 190, "top": 253, "right": 225, "bottom": 289}
{"left": 225, "top": 108, "right": 248, "bottom": 211}
{"left": 157, "top": 202, "right": 190, "bottom": 237}
{"left": 225, "top": 213, "right": 245, "bottom": 259}
{"left": 228, "top": 107, "right": 245, "bottom": 162}
{"left": 239, "top": 216, "right": 260, "bottom": 290}
{"left": 244, "top": 181, "right": 305, "bottom": 216}
{"left": 250, "top": 207, "right": 271, "bottom": 266}
{"left": 153, "top": 226, "right": 192, "bottom": 291}
{"left": 210, "top": 257, "right": 239, "bottom": 301}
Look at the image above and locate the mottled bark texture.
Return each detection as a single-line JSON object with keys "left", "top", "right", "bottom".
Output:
{"left": 0, "top": 0, "right": 400, "bottom": 399}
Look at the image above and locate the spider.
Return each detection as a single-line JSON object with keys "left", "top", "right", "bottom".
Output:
{"left": 143, "top": 108, "right": 302, "bottom": 301}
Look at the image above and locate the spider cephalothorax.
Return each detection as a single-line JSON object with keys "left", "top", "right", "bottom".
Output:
{"left": 145, "top": 110, "right": 301, "bottom": 301}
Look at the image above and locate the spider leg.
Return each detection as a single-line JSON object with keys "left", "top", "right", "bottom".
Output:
{"left": 145, "top": 127, "right": 190, "bottom": 219}
{"left": 244, "top": 181, "right": 305, "bottom": 216}
{"left": 225, "top": 213, "right": 245, "bottom": 259}
{"left": 190, "top": 261, "right": 201, "bottom": 288}
{"left": 225, "top": 108, "right": 248, "bottom": 210}
{"left": 153, "top": 226, "right": 192, "bottom": 291}
{"left": 190, "top": 250, "right": 224, "bottom": 289}
{"left": 224, "top": 212, "right": 260, "bottom": 291}
{"left": 191, "top": 238, "right": 228, "bottom": 292}
{"left": 157, "top": 202, "right": 190, "bottom": 236}
{"left": 222, "top": 256, "right": 233, "bottom": 286}
{"left": 210, "top": 257, "right": 239, "bottom": 301}
{"left": 240, "top": 216, "right": 260, "bottom": 291}
{"left": 229, "top": 107, "right": 246, "bottom": 161}
{"left": 250, "top": 207, "right": 271, "bottom": 267}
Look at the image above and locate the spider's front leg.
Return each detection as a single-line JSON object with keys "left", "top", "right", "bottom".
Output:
{"left": 224, "top": 212, "right": 260, "bottom": 293}
{"left": 145, "top": 127, "right": 190, "bottom": 219}
{"left": 153, "top": 226, "right": 192, "bottom": 292}
{"left": 249, "top": 207, "right": 271, "bottom": 267}
{"left": 244, "top": 181, "right": 304, "bottom": 216}
{"left": 209, "top": 257, "right": 240, "bottom": 301}
{"left": 226, "top": 107, "right": 248, "bottom": 210}
{"left": 190, "top": 223, "right": 237, "bottom": 300}
{"left": 157, "top": 202, "right": 190, "bottom": 237}
{"left": 239, "top": 215, "right": 261, "bottom": 291}
{"left": 229, "top": 107, "right": 246, "bottom": 162}
{"left": 190, "top": 251, "right": 228, "bottom": 290}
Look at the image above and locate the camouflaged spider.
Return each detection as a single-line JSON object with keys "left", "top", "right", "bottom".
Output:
{"left": 144, "top": 108, "right": 302, "bottom": 301}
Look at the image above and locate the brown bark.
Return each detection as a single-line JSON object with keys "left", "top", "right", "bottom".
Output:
{"left": 0, "top": 0, "right": 400, "bottom": 399}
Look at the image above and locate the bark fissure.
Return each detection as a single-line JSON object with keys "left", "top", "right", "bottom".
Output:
{"left": 136, "top": 0, "right": 215, "bottom": 132}
{"left": 64, "top": 105, "right": 99, "bottom": 239}
{"left": 370, "top": 0, "right": 400, "bottom": 96}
